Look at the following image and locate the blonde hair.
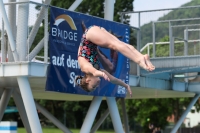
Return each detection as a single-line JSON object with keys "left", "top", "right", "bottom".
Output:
{"left": 75, "top": 75, "right": 90, "bottom": 92}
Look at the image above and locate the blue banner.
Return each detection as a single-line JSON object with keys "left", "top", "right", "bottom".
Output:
{"left": 45, "top": 6, "right": 130, "bottom": 97}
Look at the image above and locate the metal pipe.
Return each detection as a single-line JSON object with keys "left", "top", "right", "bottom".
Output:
{"left": 90, "top": 109, "right": 110, "bottom": 133}
{"left": 169, "top": 21, "right": 174, "bottom": 56}
{"left": 0, "top": 88, "right": 13, "bottom": 121}
{"left": 187, "top": 29, "right": 200, "bottom": 32}
{"left": 28, "top": 38, "right": 44, "bottom": 61}
{"left": 171, "top": 23, "right": 200, "bottom": 28}
{"left": 152, "top": 22, "right": 155, "bottom": 57}
{"left": 1, "top": 20, "right": 6, "bottom": 63}
{"left": 17, "top": 77, "right": 42, "bottom": 133}
{"left": 68, "top": 0, "right": 83, "bottom": 11}
{"left": 4, "top": 1, "right": 29, "bottom": 5}
{"left": 12, "top": 89, "right": 31, "bottom": 133}
{"left": 0, "top": 0, "right": 18, "bottom": 61}
{"left": 106, "top": 97, "right": 124, "bottom": 133}
{"left": 44, "top": 6, "right": 48, "bottom": 63}
{"left": 104, "top": 0, "right": 114, "bottom": 21}
{"left": 7, "top": 0, "right": 16, "bottom": 62}
{"left": 121, "top": 98, "right": 129, "bottom": 133}
{"left": 171, "top": 94, "right": 200, "bottom": 133}
{"left": 91, "top": 98, "right": 120, "bottom": 133}
{"left": 184, "top": 28, "right": 188, "bottom": 56}
{"left": 120, "top": 13, "right": 124, "bottom": 23}
{"left": 155, "top": 17, "right": 200, "bottom": 23}
{"left": 35, "top": 102, "right": 72, "bottom": 133}
{"left": 80, "top": 97, "right": 102, "bottom": 133}
{"left": 119, "top": 5, "right": 200, "bottom": 13}
{"left": 137, "top": 29, "right": 140, "bottom": 76}
{"left": 16, "top": 0, "right": 29, "bottom": 61}
{"left": 137, "top": 12, "right": 141, "bottom": 76}
{"left": 174, "top": 37, "right": 187, "bottom": 42}
{"left": 140, "top": 39, "right": 200, "bottom": 53}
{"left": 2, "top": 34, "right": 7, "bottom": 63}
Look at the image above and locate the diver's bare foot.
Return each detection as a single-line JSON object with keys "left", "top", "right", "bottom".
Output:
{"left": 144, "top": 54, "right": 155, "bottom": 71}
{"left": 138, "top": 56, "right": 149, "bottom": 71}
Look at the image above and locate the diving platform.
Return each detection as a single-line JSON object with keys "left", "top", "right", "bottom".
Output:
{"left": 1, "top": 0, "right": 200, "bottom": 133}
{"left": 0, "top": 60, "right": 197, "bottom": 101}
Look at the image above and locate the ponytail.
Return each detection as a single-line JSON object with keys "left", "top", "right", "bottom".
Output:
{"left": 75, "top": 76, "right": 83, "bottom": 86}
{"left": 75, "top": 75, "right": 90, "bottom": 92}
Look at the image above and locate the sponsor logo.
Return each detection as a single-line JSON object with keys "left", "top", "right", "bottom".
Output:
{"left": 51, "top": 14, "right": 78, "bottom": 43}
{"left": 117, "top": 85, "right": 126, "bottom": 95}
{"left": 54, "top": 14, "right": 77, "bottom": 30}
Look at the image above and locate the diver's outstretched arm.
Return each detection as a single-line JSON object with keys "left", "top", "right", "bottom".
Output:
{"left": 101, "top": 69, "right": 132, "bottom": 97}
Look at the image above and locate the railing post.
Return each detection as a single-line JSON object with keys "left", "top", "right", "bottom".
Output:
{"left": 169, "top": 21, "right": 174, "bottom": 56}
{"left": 152, "top": 22, "right": 155, "bottom": 57}
{"left": 184, "top": 27, "right": 188, "bottom": 56}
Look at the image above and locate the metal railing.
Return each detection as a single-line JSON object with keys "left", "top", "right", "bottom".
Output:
{"left": 120, "top": 5, "right": 200, "bottom": 58}
{"left": 0, "top": 1, "right": 49, "bottom": 63}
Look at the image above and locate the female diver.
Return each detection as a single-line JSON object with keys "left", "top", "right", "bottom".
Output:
{"left": 76, "top": 23, "right": 155, "bottom": 96}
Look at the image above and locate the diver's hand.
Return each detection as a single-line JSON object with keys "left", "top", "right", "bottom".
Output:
{"left": 126, "top": 85, "right": 132, "bottom": 97}
{"left": 101, "top": 72, "right": 110, "bottom": 81}
{"left": 93, "top": 70, "right": 110, "bottom": 81}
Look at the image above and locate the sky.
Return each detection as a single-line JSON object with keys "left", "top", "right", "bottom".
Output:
{"left": 134, "top": 0, "right": 191, "bottom": 11}
{"left": 131, "top": 0, "right": 192, "bottom": 26}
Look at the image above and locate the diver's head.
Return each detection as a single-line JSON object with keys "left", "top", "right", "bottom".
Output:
{"left": 76, "top": 74, "right": 101, "bottom": 92}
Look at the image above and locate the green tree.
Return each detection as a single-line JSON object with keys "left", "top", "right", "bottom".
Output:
{"left": 51, "top": 0, "right": 133, "bottom": 23}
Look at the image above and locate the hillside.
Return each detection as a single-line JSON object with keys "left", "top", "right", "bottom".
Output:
{"left": 140, "top": 0, "right": 200, "bottom": 49}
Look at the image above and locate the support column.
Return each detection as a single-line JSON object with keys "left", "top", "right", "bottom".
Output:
{"left": 80, "top": 97, "right": 102, "bottom": 133}
{"left": 121, "top": 98, "right": 129, "bottom": 133}
{"left": 1, "top": 20, "right": 7, "bottom": 63}
{"left": 44, "top": 6, "right": 48, "bottom": 63}
{"left": 35, "top": 102, "right": 72, "bottom": 133}
{"left": 16, "top": 0, "right": 29, "bottom": 61}
{"left": 12, "top": 89, "right": 31, "bottom": 133}
{"left": 91, "top": 98, "right": 120, "bottom": 133}
{"left": 17, "top": 77, "right": 42, "bottom": 133}
{"left": 104, "top": 0, "right": 114, "bottom": 20}
{"left": 0, "top": 88, "right": 13, "bottom": 121}
{"left": 90, "top": 109, "right": 110, "bottom": 133}
{"left": 7, "top": 0, "right": 16, "bottom": 62}
{"left": 171, "top": 94, "right": 200, "bottom": 133}
{"left": 106, "top": 97, "right": 124, "bottom": 133}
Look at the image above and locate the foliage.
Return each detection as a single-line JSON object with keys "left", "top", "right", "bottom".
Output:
{"left": 126, "top": 97, "right": 197, "bottom": 132}
{"left": 51, "top": 0, "right": 133, "bottom": 23}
